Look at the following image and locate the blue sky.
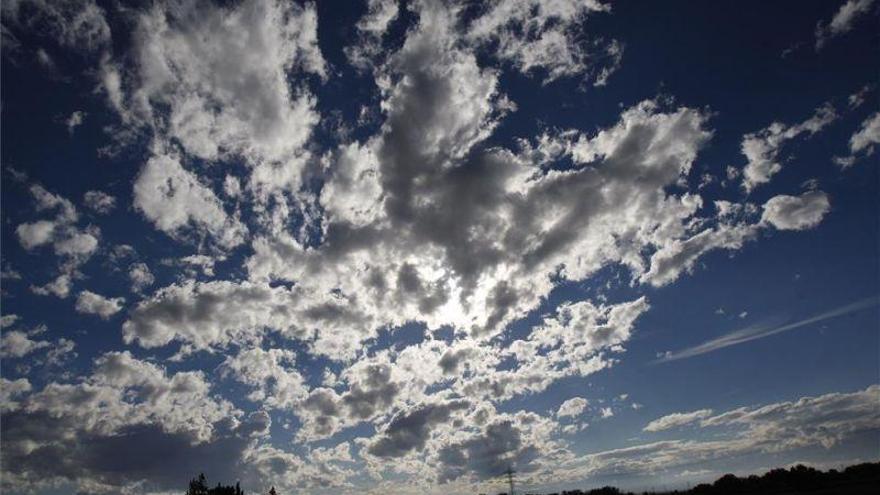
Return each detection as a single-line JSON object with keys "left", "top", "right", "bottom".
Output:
{"left": 1, "top": 0, "right": 878, "bottom": 494}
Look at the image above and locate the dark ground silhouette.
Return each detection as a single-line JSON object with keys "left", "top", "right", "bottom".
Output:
{"left": 186, "top": 462, "right": 880, "bottom": 495}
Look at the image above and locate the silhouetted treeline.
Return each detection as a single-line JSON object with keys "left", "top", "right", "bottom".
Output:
{"left": 525, "top": 462, "right": 880, "bottom": 495}
{"left": 185, "top": 473, "right": 246, "bottom": 495}
{"left": 185, "top": 462, "right": 880, "bottom": 495}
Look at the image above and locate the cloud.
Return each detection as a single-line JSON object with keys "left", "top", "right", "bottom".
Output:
{"left": 741, "top": 103, "right": 837, "bottom": 192}
{"left": 657, "top": 296, "right": 879, "bottom": 362}
{"left": 15, "top": 184, "right": 100, "bottom": 297}
{"left": 128, "top": 262, "right": 155, "bottom": 292}
{"left": 62, "top": 110, "right": 85, "bottom": 134}
{"left": 816, "top": 0, "right": 876, "bottom": 49}
{"left": 75, "top": 290, "right": 125, "bottom": 319}
{"left": 1, "top": 0, "right": 111, "bottom": 52}
{"left": 1, "top": 1, "right": 864, "bottom": 491}
{"left": 557, "top": 397, "right": 589, "bottom": 418}
{"left": 220, "top": 347, "right": 308, "bottom": 409}
{"left": 0, "top": 351, "right": 256, "bottom": 493}
{"left": 0, "top": 330, "right": 50, "bottom": 358}
{"left": 466, "top": 0, "right": 617, "bottom": 84}
{"left": 82, "top": 190, "right": 115, "bottom": 214}
{"left": 835, "top": 112, "right": 880, "bottom": 167}
{"left": 114, "top": 0, "right": 324, "bottom": 197}
{"left": 0, "top": 329, "right": 75, "bottom": 368}
{"left": 562, "top": 385, "right": 880, "bottom": 481}
{"left": 366, "top": 399, "right": 469, "bottom": 458}
{"left": 644, "top": 409, "right": 713, "bottom": 432}
{"left": 640, "top": 222, "right": 759, "bottom": 287}
{"left": 761, "top": 190, "right": 831, "bottom": 231}
{"left": 133, "top": 152, "right": 247, "bottom": 248}
{"left": 0, "top": 314, "right": 20, "bottom": 328}
{"left": 344, "top": 0, "right": 400, "bottom": 70}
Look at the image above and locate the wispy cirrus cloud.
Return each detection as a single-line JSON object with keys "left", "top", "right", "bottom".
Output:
{"left": 656, "top": 296, "right": 880, "bottom": 363}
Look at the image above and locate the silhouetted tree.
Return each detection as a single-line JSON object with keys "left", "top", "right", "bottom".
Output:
{"left": 186, "top": 474, "right": 243, "bottom": 495}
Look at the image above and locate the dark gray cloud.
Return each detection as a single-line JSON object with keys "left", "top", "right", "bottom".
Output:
{"left": 367, "top": 400, "right": 469, "bottom": 458}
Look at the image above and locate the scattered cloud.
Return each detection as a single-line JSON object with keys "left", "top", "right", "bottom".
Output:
{"left": 741, "top": 103, "right": 837, "bottom": 192}
{"left": 557, "top": 397, "right": 589, "bottom": 418}
{"left": 74, "top": 290, "right": 125, "bottom": 319}
{"left": 644, "top": 409, "right": 713, "bottom": 432}
{"left": 82, "top": 190, "right": 115, "bottom": 214}
{"left": 815, "top": 0, "right": 876, "bottom": 49}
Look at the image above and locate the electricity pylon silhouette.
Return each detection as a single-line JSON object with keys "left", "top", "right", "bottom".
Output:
{"left": 504, "top": 466, "right": 516, "bottom": 495}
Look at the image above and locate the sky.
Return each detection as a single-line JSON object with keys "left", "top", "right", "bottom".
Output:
{"left": 1, "top": 0, "right": 879, "bottom": 494}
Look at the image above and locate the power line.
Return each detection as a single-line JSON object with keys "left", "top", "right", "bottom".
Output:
{"left": 505, "top": 466, "right": 516, "bottom": 495}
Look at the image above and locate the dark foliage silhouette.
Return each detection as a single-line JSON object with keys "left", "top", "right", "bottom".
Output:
{"left": 185, "top": 462, "right": 880, "bottom": 495}
{"left": 186, "top": 473, "right": 245, "bottom": 495}
{"left": 525, "top": 462, "right": 880, "bottom": 495}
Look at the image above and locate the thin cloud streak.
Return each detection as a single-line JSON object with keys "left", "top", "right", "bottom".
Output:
{"left": 656, "top": 296, "right": 880, "bottom": 363}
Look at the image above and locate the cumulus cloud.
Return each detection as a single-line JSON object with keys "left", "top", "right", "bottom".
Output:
{"left": 0, "top": 351, "right": 253, "bottom": 493}
{"left": 220, "top": 347, "right": 308, "bottom": 409}
{"left": 0, "top": 330, "right": 51, "bottom": 358}
{"left": 114, "top": 0, "right": 325, "bottom": 198}
{"left": 15, "top": 184, "right": 100, "bottom": 298}
{"left": 761, "top": 190, "right": 831, "bottom": 231}
{"left": 741, "top": 103, "right": 837, "bottom": 192}
{"left": 128, "top": 262, "right": 155, "bottom": 292}
{"left": 466, "top": 0, "right": 617, "bottom": 84}
{"left": 0, "top": 1, "right": 860, "bottom": 492}
{"left": 133, "top": 153, "right": 247, "bottom": 248}
{"left": 835, "top": 112, "right": 880, "bottom": 167}
{"left": 82, "top": 190, "right": 115, "bottom": 214}
{"left": 75, "top": 290, "right": 125, "bottom": 319}
{"left": 1, "top": 314, "right": 20, "bottom": 328}
{"left": 366, "top": 399, "right": 469, "bottom": 458}
{"left": 557, "top": 397, "right": 589, "bottom": 418}
{"left": 344, "top": 0, "right": 400, "bottom": 70}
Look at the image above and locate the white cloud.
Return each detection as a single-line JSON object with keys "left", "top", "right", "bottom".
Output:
{"left": 557, "top": 397, "right": 589, "bottom": 418}
{"left": 657, "top": 296, "right": 878, "bottom": 363}
{"left": 64, "top": 110, "right": 86, "bottom": 134}
{"left": 834, "top": 112, "right": 879, "bottom": 167}
{"left": 30, "top": 274, "right": 73, "bottom": 298}
{"left": 741, "top": 103, "right": 837, "bottom": 192}
{"left": 761, "top": 190, "right": 831, "bottom": 231}
{"left": 560, "top": 385, "right": 880, "bottom": 482}
{"left": 75, "top": 290, "right": 125, "bottom": 319}
{"left": 466, "top": 0, "right": 617, "bottom": 84}
{"left": 220, "top": 347, "right": 308, "bottom": 409}
{"left": 816, "top": 0, "right": 876, "bottom": 49}
{"left": 1, "top": 314, "right": 20, "bottom": 328}
{"left": 0, "top": 330, "right": 50, "bottom": 358}
{"left": 133, "top": 153, "right": 247, "bottom": 248}
{"left": 345, "top": 0, "right": 400, "bottom": 70}
{"left": 16, "top": 220, "right": 56, "bottom": 249}
{"left": 117, "top": 0, "right": 325, "bottom": 197}
{"left": 128, "top": 262, "right": 154, "bottom": 292}
{"left": 644, "top": 409, "right": 713, "bottom": 432}
{"left": 16, "top": 184, "right": 100, "bottom": 298}
{"left": 82, "top": 190, "right": 115, "bottom": 214}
